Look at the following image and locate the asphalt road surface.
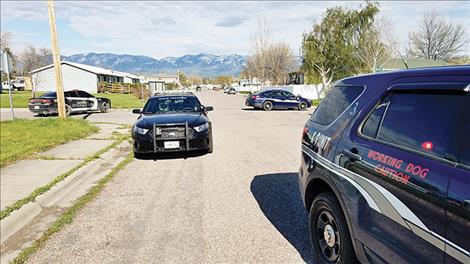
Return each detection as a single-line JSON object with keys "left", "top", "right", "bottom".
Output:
{"left": 28, "top": 91, "right": 317, "bottom": 263}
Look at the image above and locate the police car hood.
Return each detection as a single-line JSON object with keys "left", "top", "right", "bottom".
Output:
{"left": 136, "top": 112, "right": 207, "bottom": 128}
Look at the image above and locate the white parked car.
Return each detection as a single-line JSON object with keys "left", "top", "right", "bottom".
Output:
{"left": 1, "top": 81, "right": 12, "bottom": 91}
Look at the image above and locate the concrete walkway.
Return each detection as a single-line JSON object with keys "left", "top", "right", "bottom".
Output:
{"left": 0, "top": 123, "right": 129, "bottom": 211}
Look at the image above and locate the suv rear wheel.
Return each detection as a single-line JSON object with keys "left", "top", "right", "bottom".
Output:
{"left": 309, "top": 192, "right": 357, "bottom": 264}
{"left": 262, "top": 101, "right": 273, "bottom": 111}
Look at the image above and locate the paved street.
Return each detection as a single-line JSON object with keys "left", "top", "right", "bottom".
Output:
{"left": 27, "top": 91, "right": 316, "bottom": 263}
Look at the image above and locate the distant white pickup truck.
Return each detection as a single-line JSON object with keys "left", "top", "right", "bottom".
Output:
{"left": 11, "top": 78, "right": 25, "bottom": 91}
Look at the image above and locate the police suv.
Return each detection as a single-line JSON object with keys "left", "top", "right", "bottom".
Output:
{"left": 299, "top": 66, "right": 469, "bottom": 264}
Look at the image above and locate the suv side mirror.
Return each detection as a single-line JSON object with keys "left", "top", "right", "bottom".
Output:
{"left": 132, "top": 109, "right": 141, "bottom": 114}
{"left": 205, "top": 106, "right": 214, "bottom": 112}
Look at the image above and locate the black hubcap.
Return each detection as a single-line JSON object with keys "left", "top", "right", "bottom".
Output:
{"left": 317, "top": 210, "right": 341, "bottom": 262}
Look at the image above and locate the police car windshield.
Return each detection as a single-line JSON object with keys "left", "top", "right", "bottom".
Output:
{"left": 142, "top": 96, "right": 202, "bottom": 114}
{"left": 40, "top": 92, "right": 57, "bottom": 98}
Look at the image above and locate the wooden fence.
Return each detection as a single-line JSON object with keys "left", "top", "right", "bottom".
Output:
{"left": 97, "top": 82, "right": 133, "bottom": 94}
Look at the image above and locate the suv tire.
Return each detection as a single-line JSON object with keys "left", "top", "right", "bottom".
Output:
{"left": 262, "top": 101, "right": 273, "bottom": 111}
{"left": 309, "top": 192, "right": 357, "bottom": 264}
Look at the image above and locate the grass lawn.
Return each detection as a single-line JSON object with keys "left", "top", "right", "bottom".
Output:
{"left": 93, "top": 93, "right": 145, "bottom": 109}
{"left": 312, "top": 98, "right": 322, "bottom": 107}
{"left": 0, "top": 91, "right": 43, "bottom": 108}
{"left": 0, "top": 118, "right": 98, "bottom": 167}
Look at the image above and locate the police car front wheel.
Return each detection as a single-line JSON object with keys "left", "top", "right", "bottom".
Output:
{"left": 310, "top": 192, "right": 357, "bottom": 264}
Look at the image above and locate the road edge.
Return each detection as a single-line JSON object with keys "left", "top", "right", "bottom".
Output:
{"left": 10, "top": 152, "right": 134, "bottom": 264}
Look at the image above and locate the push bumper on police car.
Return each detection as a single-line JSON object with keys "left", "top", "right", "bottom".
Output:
{"left": 132, "top": 122, "right": 211, "bottom": 153}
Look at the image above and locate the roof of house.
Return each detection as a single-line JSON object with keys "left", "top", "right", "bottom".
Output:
{"left": 150, "top": 74, "right": 178, "bottom": 78}
{"left": 31, "top": 61, "right": 137, "bottom": 78}
{"left": 379, "top": 58, "right": 451, "bottom": 71}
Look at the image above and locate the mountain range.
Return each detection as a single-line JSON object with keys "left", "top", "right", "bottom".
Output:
{"left": 61, "top": 52, "right": 247, "bottom": 77}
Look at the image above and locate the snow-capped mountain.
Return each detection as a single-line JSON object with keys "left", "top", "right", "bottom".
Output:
{"left": 62, "top": 52, "right": 247, "bottom": 77}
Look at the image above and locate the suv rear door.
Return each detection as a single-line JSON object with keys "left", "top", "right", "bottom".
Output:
{"left": 336, "top": 83, "right": 469, "bottom": 263}
{"left": 445, "top": 115, "right": 470, "bottom": 264}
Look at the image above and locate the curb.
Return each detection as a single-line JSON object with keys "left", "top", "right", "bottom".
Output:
{"left": 0, "top": 141, "right": 131, "bottom": 262}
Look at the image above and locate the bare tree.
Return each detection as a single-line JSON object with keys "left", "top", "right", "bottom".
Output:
{"left": 1, "top": 31, "right": 13, "bottom": 51}
{"left": 18, "top": 46, "right": 52, "bottom": 96}
{"left": 356, "top": 17, "right": 398, "bottom": 73}
{"left": 245, "top": 18, "right": 295, "bottom": 85}
{"left": 19, "top": 46, "right": 51, "bottom": 75}
{"left": 408, "top": 11, "right": 467, "bottom": 61}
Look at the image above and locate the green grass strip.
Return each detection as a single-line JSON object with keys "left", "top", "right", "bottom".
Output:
{"left": 0, "top": 118, "right": 99, "bottom": 168}
{"left": 11, "top": 152, "right": 134, "bottom": 264}
{"left": 0, "top": 136, "right": 129, "bottom": 220}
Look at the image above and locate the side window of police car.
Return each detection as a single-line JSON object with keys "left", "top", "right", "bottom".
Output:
{"left": 311, "top": 85, "right": 364, "bottom": 125}
{"left": 77, "top": 91, "right": 92, "bottom": 98}
{"left": 64, "top": 91, "right": 76, "bottom": 98}
{"left": 361, "top": 92, "right": 466, "bottom": 162}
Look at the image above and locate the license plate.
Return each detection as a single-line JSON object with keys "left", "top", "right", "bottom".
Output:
{"left": 34, "top": 106, "right": 40, "bottom": 109}
{"left": 164, "top": 141, "right": 180, "bottom": 149}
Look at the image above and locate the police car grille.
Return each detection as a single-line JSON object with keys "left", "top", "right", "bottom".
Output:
{"left": 160, "top": 127, "right": 186, "bottom": 138}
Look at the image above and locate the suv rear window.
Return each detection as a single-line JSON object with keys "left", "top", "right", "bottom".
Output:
{"left": 311, "top": 86, "right": 364, "bottom": 125}
{"left": 361, "top": 92, "right": 469, "bottom": 162}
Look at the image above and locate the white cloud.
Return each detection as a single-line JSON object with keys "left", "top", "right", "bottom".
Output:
{"left": 1, "top": 1, "right": 469, "bottom": 58}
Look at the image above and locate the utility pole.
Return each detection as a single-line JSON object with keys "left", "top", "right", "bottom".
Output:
{"left": 47, "top": 0, "right": 66, "bottom": 118}
{"left": 1, "top": 48, "right": 14, "bottom": 119}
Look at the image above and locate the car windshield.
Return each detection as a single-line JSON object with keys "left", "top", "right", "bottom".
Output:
{"left": 143, "top": 96, "right": 202, "bottom": 114}
{"left": 40, "top": 92, "right": 57, "bottom": 98}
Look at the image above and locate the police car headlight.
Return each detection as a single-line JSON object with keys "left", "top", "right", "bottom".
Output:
{"left": 193, "top": 123, "right": 208, "bottom": 132}
{"left": 133, "top": 126, "right": 149, "bottom": 135}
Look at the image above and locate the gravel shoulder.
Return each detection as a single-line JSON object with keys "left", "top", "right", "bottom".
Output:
{"left": 27, "top": 91, "right": 316, "bottom": 264}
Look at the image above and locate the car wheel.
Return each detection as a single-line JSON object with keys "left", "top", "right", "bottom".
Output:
{"left": 65, "top": 104, "right": 72, "bottom": 116}
{"left": 299, "top": 102, "right": 307, "bottom": 111}
{"left": 262, "top": 101, "right": 273, "bottom": 111}
{"left": 207, "top": 124, "right": 213, "bottom": 153}
{"left": 100, "top": 102, "right": 109, "bottom": 113}
{"left": 310, "top": 192, "right": 357, "bottom": 264}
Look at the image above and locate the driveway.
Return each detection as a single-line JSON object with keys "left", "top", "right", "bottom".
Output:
{"left": 27, "top": 91, "right": 317, "bottom": 263}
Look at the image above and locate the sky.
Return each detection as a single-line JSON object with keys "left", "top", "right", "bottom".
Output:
{"left": 1, "top": 1, "right": 469, "bottom": 58}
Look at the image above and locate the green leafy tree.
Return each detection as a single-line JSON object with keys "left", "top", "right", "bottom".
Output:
{"left": 178, "top": 71, "right": 190, "bottom": 87}
{"left": 301, "top": 2, "right": 379, "bottom": 93}
{"left": 214, "top": 75, "right": 233, "bottom": 86}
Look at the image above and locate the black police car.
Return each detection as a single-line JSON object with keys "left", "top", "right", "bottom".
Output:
{"left": 132, "top": 93, "right": 213, "bottom": 158}
{"left": 28, "top": 90, "right": 111, "bottom": 116}
{"left": 299, "top": 66, "right": 470, "bottom": 264}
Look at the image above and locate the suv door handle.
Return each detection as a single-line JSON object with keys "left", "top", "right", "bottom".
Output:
{"left": 342, "top": 149, "right": 362, "bottom": 161}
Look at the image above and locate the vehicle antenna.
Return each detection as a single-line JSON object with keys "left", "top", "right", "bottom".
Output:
{"left": 398, "top": 50, "right": 409, "bottom": 69}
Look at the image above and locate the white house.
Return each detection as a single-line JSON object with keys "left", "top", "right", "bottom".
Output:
{"left": 31, "top": 61, "right": 140, "bottom": 93}
{"left": 149, "top": 74, "right": 179, "bottom": 84}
